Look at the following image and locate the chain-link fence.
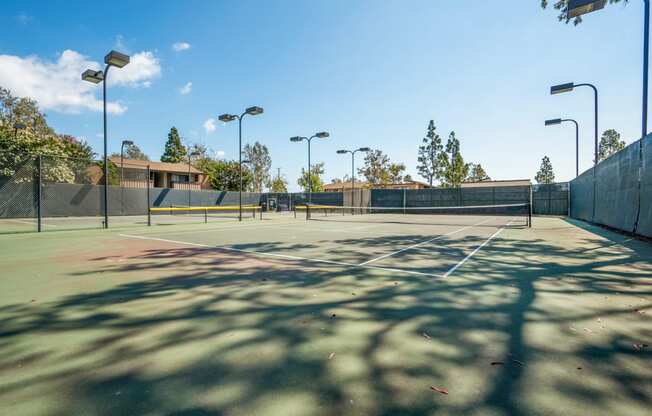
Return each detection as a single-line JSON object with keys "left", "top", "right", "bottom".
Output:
{"left": 532, "top": 183, "right": 569, "bottom": 216}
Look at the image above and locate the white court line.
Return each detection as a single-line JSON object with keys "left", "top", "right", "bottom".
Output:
{"left": 442, "top": 219, "right": 514, "bottom": 277}
{"left": 118, "top": 233, "right": 442, "bottom": 278}
{"left": 357, "top": 218, "right": 492, "bottom": 266}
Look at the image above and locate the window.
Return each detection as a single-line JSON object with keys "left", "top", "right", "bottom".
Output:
{"left": 172, "top": 174, "right": 190, "bottom": 183}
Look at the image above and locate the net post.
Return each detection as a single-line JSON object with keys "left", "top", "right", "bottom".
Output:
{"left": 37, "top": 154, "right": 42, "bottom": 232}
{"left": 306, "top": 204, "right": 310, "bottom": 220}
{"left": 205, "top": 208, "right": 208, "bottom": 223}
{"left": 528, "top": 185, "right": 533, "bottom": 228}
{"left": 146, "top": 165, "right": 151, "bottom": 226}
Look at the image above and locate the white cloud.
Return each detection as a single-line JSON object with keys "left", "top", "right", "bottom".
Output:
{"left": 179, "top": 81, "right": 192, "bottom": 95}
{"left": 216, "top": 150, "right": 225, "bottom": 158}
{"left": 0, "top": 49, "right": 161, "bottom": 115}
{"left": 203, "top": 118, "right": 216, "bottom": 134}
{"left": 108, "top": 51, "right": 161, "bottom": 88}
{"left": 172, "top": 42, "right": 191, "bottom": 52}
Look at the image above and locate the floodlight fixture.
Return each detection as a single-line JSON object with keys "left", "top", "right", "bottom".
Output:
{"left": 81, "top": 69, "right": 104, "bottom": 84}
{"left": 104, "top": 50, "right": 130, "bottom": 68}
{"left": 218, "top": 114, "right": 237, "bottom": 122}
{"left": 336, "top": 150, "right": 348, "bottom": 154}
{"left": 245, "top": 106, "right": 264, "bottom": 116}
{"left": 544, "top": 119, "right": 562, "bottom": 126}
{"left": 550, "top": 83, "right": 575, "bottom": 95}
{"left": 567, "top": 0, "right": 607, "bottom": 19}
{"left": 290, "top": 136, "right": 306, "bottom": 142}
{"left": 358, "top": 147, "right": 371, "bottom": 152}
{"left": 315, "top": 131, "right": 329, "bottom": 138}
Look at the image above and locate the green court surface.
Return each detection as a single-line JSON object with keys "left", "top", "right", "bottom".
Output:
{"left": 0, "top": 213, "right": 650, "bottom": 415}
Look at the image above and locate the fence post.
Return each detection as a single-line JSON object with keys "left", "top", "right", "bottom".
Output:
{"left": 37, "top": 155, "right": 42, "bottom": 232}
{"left": 403, "top": 188, "right": 406, "bottom": 214}
{"left": 146, "top": 165, "right": 151, "bottom": 226}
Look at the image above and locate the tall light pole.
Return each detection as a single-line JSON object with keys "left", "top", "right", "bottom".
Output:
{"left": 336, "top": 147, "right": 370, "bottom": 208}
{"left": 82, "top": 50, "right": 130, "bottom": 228}
{"left": 120, "top": 139, "right": 133, "bottom": 215}
{"left": 290, "top": 132, "right": 329, "bottom": 204}
{"left": 218, "top": 106, "right": 264, "bottom": 221}
{"left": 187, "top": 148, "right": 201, "bottom": 207}
{"left": 550, "top": 82, "right": 598, "bottom": 166}
{"left": 567, "top": 0, "right": 649, "bottom": 138}
{"left": 545, "top": 119, "right": 579, "bottom": 177}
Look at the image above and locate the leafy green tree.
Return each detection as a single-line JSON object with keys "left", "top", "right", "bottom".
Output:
{"left": 358, "top": 149, "right": 391, "bottom": 185}
{"left": 197, "top": 158, "right": 252, "bottom": 191}
{"left": 243, "top": 141, "right": 272, "bottom": 192}
{"left": 440, "top": 132, "right": 469, "bottom": 187}
{"left": 270, "top": 175, "right": 288, "bottom": 193}
{"left": 598, "top": 129, "right": 626, "bottom": 161}
{"left": 466, "top": 163, "right": 491, "bottom": 182}
{"left": 541, "top": 0, "right": 626, "bottom": 25}
{"left": 388, "top": 162, "right": 407, "bottom": 184}
{"left": 160, "top": 127, "right": 187, "bottom": 163}
{"left": 0, "top": 87, "right": 94, "bottom": 183}
{"left": 298, "top": 162, "right": 325, "bottom": 193}
{"left": 417, "top": 120, "right": 444, "bottom": 186}
{"left": 535, "top": 156, "right": 556, "bottom": 184}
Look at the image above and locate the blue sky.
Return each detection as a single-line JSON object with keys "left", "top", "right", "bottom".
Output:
{"left": 0, "top": 1, "right": 646, "bottom": 190}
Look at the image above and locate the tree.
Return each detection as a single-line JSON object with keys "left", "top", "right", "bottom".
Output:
{"left": 124, "top": 144, "right": 149, "bottom": 161}
{"left": 358, "top": 149, "right": 390, "bottom": 185}
{"left": 298, "top": 162, "right": 325, "bottom": 193}
{"left": 243, "top": 141, "right": 272, "bottom": 192}
{"left": 417, "top": 120, "right": 444, "bottom": 186}
{"left": 388, "top": 162, "right": 407, "bottom": 184}
{"left": 598, "top": 129, "right": 626, "bottom": 161}
{"left": 541, "top": 0, "right": 627, "bottom": 25}
{"left": 440, "top": 131, "right": 469, "bottom": 187}
{"left": 270, "top": 175, "right": 288, "bottom": 193}
{"left": 330, "top": 177, "right": 343, "bottom": 184}
{"left": 0, "top": 87, "right": 94, "bottom": 183}
{"left": 160, "top": 127, "right": 187, "bottom": 163}
{"left": 197, "top": 158, "right": 253, "bottom": 191}
{"left": 466, "top": 163, "right": 491, "bottom": 182}
{"left": 535, "top": 156, "right": 556, "bottom": 184}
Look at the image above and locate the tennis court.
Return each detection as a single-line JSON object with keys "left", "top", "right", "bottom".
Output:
{"left": 1, "top": 209, "right": 651, "bottom": 415}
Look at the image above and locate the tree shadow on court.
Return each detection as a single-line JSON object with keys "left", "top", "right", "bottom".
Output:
{"left": 0, "top": 219, "right": 650, "bottom": 415}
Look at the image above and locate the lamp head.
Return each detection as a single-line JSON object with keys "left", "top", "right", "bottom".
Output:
{"left": 13, "top": 123, "right": 26, "bottom": 130}
{"left": 336, "top": 150, "right": 348, "bottom": 154}
{"left": 218, "top": 114, "right": 237, "bottom": 122}
{"left": 245, "top": 106, "right": 264, "bottom": 116}
{"left": 104, "top": 50, "right": 130, "bottom": 68}
{"left": 550, "top": 83, "right": 575, "bottom": 95}
{"left": 290, "top": 136, "right": 305, "bottom": 142}
{"left": 122, "top": 140, "right": 134, "bottom": 146}
{"left": 358, "top": 147, "right": 371, "bottom": 152}
{"left": 81, "top": 69, "right": 104, "bottom": 84}
{"left": 545, "top": 119, "right": 562, "bottom": 126}
{"left": 315, "top": 131, "right": 329, "bottom": 138}
{"left": 567, "top": 0, "right": 606, "bottom": 19}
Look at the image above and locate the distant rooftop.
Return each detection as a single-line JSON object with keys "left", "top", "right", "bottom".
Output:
{"left": 108, "top": 157, "right": 202, "bottom": 174}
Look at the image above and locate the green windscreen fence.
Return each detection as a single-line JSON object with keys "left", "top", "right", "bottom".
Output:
{"left": 532, "top": 183, "right": 569, "bottom": 216}
{"left": 569, "top": 133, "right": 652, "bottom": 238}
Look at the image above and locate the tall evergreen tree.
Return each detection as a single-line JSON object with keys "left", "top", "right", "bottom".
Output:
{"left": 466, "top": 163, "right": 491, "bottom": 182}
{"left": 440, "top": 131, "right": 469, "bottom": 187}
{"left": 535, "top": 156, "right": 555, "bottom": 184}
{"left": 598, "top": 129, "right": 626, "bottom": 162}
{"left": 160, "top": 127, "right": 187, "bottom": 163}
{"left": 417, "top": 120, "right": 444, "bottom": 186}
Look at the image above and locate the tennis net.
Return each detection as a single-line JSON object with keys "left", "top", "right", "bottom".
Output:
{"left": 149, "top": 205, "right": 262, "bottom": 225}
{"left": 297, "top": 203, "right": 531, "bottom": 227}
